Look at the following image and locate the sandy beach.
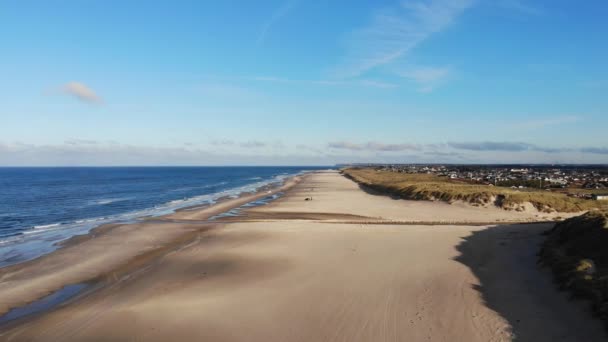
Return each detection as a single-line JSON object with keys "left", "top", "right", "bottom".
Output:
{"left": 0, "top": 170, "right": 605, "bottom": 341}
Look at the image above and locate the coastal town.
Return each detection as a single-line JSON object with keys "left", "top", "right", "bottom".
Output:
{"left": 352, "top": 164, "right": 608, "bottom": 200}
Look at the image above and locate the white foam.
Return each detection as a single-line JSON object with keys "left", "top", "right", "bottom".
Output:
{"left": 88, "top": 197, "right": 131, "bottom": 206}
{"left": 33, "top": 223, "right": 60, "bottom": 230}
{"left": 0, "top": 171, "right": 303, "bottom": 267}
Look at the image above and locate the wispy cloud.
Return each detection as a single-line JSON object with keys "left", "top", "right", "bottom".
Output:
{"left": 257, "top": 0, "right": 298, "bottom": 44}
{"left": 210, "top": 139, "right": 235, "bottom": 146}
{"left": 328, "top": 141, "right": 365, "bottom": 151}
{"left": 336, "top": 0, "right": 474, "bottom": 78}
{"left": 2, "top": 140, "right": 607, "bottom": 165}
{"left": 580, "top": 147, "right": 608, "bottom": 155}
{"left": 65, "top": 139, "right": 99, "bottom": 145}
{"left": 448, "top": 141, "right": 608, "bottom": 156}
{"left": 0, "top": 141, "right": 295, "bottom": 166}
{"left": 448, "top": 141, "right": 570, "bottom": 154}
{"left": 210, "top": 139, "right": 284, "bottom": 149}
{"left": 496, "top": 0, "right": 543, "bottom": 15}
{"left": 251, "top": 76, "right": 398, "bottom": 89}
{"left": 296, "top": 144, "right": 326, "bottom": 155}
{"left": 425, "top": 151, "right": 466, "bottom": 158}
{"left": 62, "top": 82, "right": 102, "bottom": 104}
{"left": 512, "top": 115, "right": 580, "bottom": 129}
{"left": 396, "top": 66, "right": 451, "bottom": 92}
{"left": 328, "top": 141, "right": 420, "bottom": 152}
{"left": 240, "top": 141, "right": 267, "bottom": 148}
{"left": 448, "top": 141, "right": 535, "bottom": 152}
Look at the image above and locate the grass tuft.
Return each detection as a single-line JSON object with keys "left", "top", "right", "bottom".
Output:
{"left": 342, "top": 168, "right": 602, "bottom": 213}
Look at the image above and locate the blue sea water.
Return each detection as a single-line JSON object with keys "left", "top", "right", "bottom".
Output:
{"left": 0, "top": 166, "right": 328, "bottom": 267}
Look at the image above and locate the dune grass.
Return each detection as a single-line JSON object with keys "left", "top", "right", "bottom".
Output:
{"left": 343, "top": 168, "right": 602, "bottom": 213}
{"left": 540, "top": 210, "right": 608, "bottom": 327}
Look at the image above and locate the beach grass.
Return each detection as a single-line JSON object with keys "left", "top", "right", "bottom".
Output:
{"left": 540, "top": 210, "right": 608, "bottom": 326}
{"left": 342, "top": 168, "right": 603, "bottom": 213}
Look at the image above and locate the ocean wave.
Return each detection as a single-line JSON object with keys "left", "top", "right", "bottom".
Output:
{"left": 89, "top": 197, "right": 131, "bottom": 206}
{"left": 0, "top": 171, "right": 303, "bottom": 267}
{"left": 149, "top": 174, "right": 290, "bottom": 215}
{"left": 0, "top": 231, "right": 22, "bottom": 239}
{"left": 24, "top": 227, "right": 60, "bottom": 235}
{"left": 33, "top": 223, "right": 61, "bottom": 230}
{"left": 168, "top": 181, "right": 229, "bottom": 192}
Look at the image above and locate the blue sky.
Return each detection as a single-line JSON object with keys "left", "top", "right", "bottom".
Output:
{"left": 1, "top": 0, "right": 607, "bottom": 165}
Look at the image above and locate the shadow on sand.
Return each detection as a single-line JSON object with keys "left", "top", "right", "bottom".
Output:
{"left": 453, "top": 223, "right": 607, "bottom": 341}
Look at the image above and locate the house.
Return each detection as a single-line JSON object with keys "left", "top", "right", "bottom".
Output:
{"left": 593, "top": 194, "right": 608, "bottom": 201}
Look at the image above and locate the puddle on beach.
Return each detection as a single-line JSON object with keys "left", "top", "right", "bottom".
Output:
{"left": 208, "top": 192, "right": 283, "bottom": 220}
{"left": 0, "top": 283, "right": 87, "bottom": 325}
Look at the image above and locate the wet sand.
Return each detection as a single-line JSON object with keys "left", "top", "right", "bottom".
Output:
{"left": 0, "top": 171, "right": 605, "bottom": 341}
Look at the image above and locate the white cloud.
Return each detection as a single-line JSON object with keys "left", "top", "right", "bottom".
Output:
{"left": 62, "top": 82, "right": 102, "bottom": 104}
{"left": 328, "top": 141, "right": 420, "bottom": 152}
{"left": 0, "top": 141, "right": 297, "bottom": 166}
{"left": 2, "top": 140, "right": 608, "bottom": 165}
{"left": 448, "top": 141, "right": 569, "bottom": 154}
{"left": 336, "top": 0, "right": 474, "bottom": 77}
{"left": 448, "top": 141, "right": 536, "bottom": 152}
{"left": 396, "top": 66, "right": 451, "bottom": 92}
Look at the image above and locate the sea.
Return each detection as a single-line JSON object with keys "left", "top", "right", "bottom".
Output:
{"left": 0, "top": 166, "right": 328, "bottom": 267}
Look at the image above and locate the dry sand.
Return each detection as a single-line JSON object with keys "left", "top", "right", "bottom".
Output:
{"left": 250, "top": 171, "right": 574, "bottom": 223}
{"left": 0, "top": 170, "right": 605, "bottom": 341}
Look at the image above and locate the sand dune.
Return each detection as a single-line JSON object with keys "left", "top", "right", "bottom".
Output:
{"left": 1, "top": 171, "right": 605, "bottom": 341}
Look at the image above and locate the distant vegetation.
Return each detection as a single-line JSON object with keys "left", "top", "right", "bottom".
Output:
{"left": 540, "top": 210, "right": 608, "bottom": 327}
{"left": 343, "top": 168, "right": 603, "bottom": 213}
{"left": 496, "top": 179, "right": 563, "bottom": 189}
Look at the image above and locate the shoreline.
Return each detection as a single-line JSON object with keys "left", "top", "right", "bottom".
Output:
{"left": 0, "top": 173, "right": 305, "bottom": 324}
{"left": 2, "top": 172, "right": 304, "bottom": 267}
{"left": 0, "top": 171, "right": 305, "bottom": 269}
